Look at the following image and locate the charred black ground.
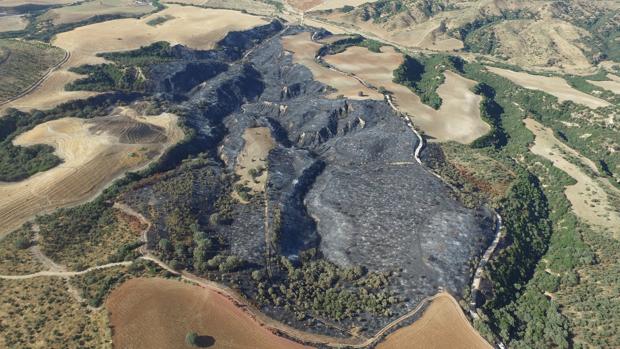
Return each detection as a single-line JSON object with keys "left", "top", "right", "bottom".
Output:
{"left": 59, "top": 23, "right": 495, "bottom": 337}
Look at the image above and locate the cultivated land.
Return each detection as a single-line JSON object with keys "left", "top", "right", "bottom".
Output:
{"left": 0, "top": 0, "right": 75, "bottom": 5}
{"left": 308, "top": 0, "right": 380, "bottom": 11}
{"left": 525, "top": 118, "right": 620, "bottom": 238}
{"left": 0, "top": 108, "right": 183, "bottom": 238}
{"left": 106, "top": 277, "right": 310, "bottom": 349}
{"left": 587, "top": 73, "right": 620, "bottom": 94}
{"left": 0, "top": 15, "right": 27, "bottom": 32}
{"left": 376, "top": 293, "right": 492, "bottom": 349}
{"left": 486, "top": 66, "right": 610, "bottom": 109}
{"left": 324, "top": 45, "right": 488, "bottom": 143}
{"left": 39, "top": 0, "right": 156, "bottom": 26}
{"left": 0, "top": 39, "right": 66, "bottom": 104}
{"left": 281, "top": 32, "right": 381, "bottom": 100}
{"left": 1, "top": 5, "right": 268, "bottom": 113}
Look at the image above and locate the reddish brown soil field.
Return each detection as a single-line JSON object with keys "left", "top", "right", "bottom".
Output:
{"left": 106, "top": 277, "right": 310, "bottom": 349}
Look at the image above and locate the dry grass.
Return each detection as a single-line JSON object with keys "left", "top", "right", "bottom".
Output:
{"left": 40, "top": 0, "right": 156, "bottom": 25}
{"left": 1, "top": 5, "right": 268, "bottom": 113}
{"left": 0, "top": 277, "right": 111, "bottom": 348}
{"left": 282, "top": 32, "right": 382, "bottom": 100}
{"left": 163, "top": 0, "right": 279, "bottom": 16}
{"left": 0, "top": 15, "right": 27, "bottom": 32}
{"left": 587, "top": 74, "right": 620, "bottom": 94}
{"left": 0, "top": 227, "right": 44, "bottom": 275}
{"left": 0, "top": 39, "right": 66, "bottom": 104}
{"left": 376, "top": 293, "right": 492, "bottom": 349}
{"left": 487, "top": 66, "right": 610, "bottom": 109}
{"left": 233, "top": 127, "right": 275, "bottom": 202}
{"left": 0, "top": 107, "right": 183, "bottom": 238}
{"left": 0, "top": 0, "right": 75, "bottom": 5}
{"left": 525, "top": 118, "right": 620, "bottom": 238}
{"left": 286, "top": 0, "right": 323, "bottom": 11}
{"left": 309, "top": 0, "right": 379, "bottom": 11}
{"left": 106, "top": 277, "right": 310, "bottom": 349}
{"left": 324, "top": 45, "right": 489, "bottom": 143}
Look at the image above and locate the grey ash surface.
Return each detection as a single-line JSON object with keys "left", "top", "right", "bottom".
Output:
{"left": 123, "top": 24, "right": 495, "bottom": 336}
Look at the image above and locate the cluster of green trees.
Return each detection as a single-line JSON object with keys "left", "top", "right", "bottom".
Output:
{"left": 0, "top": 108, "right": 62, "bottom": 181}
{"left": 392, "top": 53, "right": 463, "bottom": 109}
{"left": 318, "top": 35, "right": 385, "bottom": 56}
{"left": 253, "top": 249, "right": 398, "bottom": 322}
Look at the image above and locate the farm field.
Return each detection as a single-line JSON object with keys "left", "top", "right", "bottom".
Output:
{"left": 0, "top": 39, "right": 66, "bottom": 105}
{"left": 0, "top": 108, "right": 183, "bottom": 238}
{"left": 1, "top": 5, "right": 268, "bottom": 113}
{"left": 486, "top": 66, "right": 610, "bottom": 109}
{"left": 324, "top": 45, "right": 489, "bottom": 143}
{"left": 0, "top": 14, "right": 27, "bottom": 32}
{"left": 39, "top": 0, "right": 156, "bottom": 25}
{"left": 106, "top": 277, "right": 310, "bottom": 349}
{"left": 308, "top": 0, "right": 379, "bottom": 11}
{"left": 587, "top": 74, "right": 620, "bottom": 94}
{"left": 0, "top": 0, "right": 75, "bottom": 5}
{"left": 376, "top": 293, "right": 492, "bottom": 349}
{"left": 525, "top": 118, "right": 620, "bottom": 238}
{"left": 282, "top": 32, "right": 382, "bottom": 100}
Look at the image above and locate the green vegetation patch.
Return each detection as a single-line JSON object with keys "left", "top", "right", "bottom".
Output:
{"left": 392, "top": 53, "right": 463, "bottom": 109}
{"left": 146, "top": 14, "right": 174, "bottom": 26}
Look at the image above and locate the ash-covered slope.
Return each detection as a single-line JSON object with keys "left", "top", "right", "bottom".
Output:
{"left": 121, "top": 24, "right": 494, "bottom": 336}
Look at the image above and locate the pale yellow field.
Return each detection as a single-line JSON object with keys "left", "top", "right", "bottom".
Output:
{"left": 525, "top": 118, "right": 620, "bottom": 238}
{"left": 1, "top": 5, "right": 268, "bottom": 113}
{"left": 309, "top": 0, "right": 379, "bottom": 11}
{"left": 0, "top": 108, "right": 183, "bottom": 238}
{"left": 0, "top": 0, "right": 75, "bottom": 5}
{"left": 282, "top": 32, "right": 382, "bottom": 100}
{"left": 233, "top": 127, "right": 275, "bottom": 201}
{"left": 40, "top": 0, "right": 156, "bottom": 25}
{"left": 0, "top": 15, "right": 27, "bottom": 32}
{"left": 324, "top": 46, "right": 489, "bottom": 143}
{"left": 487, "top": 66, "right": 610, "bottom": 109}
{"left": 377, "top": 293, "right": 492, "bottom": 349}
{"left": 587, "top": 74, "right": 620, "bottom": 94}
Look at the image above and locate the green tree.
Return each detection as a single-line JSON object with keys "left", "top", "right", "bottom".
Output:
{"left": 185, "top": 331, "right": 198, "bottom": 347}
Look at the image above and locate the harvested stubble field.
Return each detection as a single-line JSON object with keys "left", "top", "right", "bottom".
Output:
{"left": 376, "top": 293, "right": 492, "bottom": 349}
{"left": 106, "top": 277, "right": 310, "bottom": 349}
{"left": 308, "top": 0, "right": 379, "bottom": 11}
{"left": 0, "top": 14, "right": 27, "bottom": 32}
{"left": 486, "top": 66, "right": 610, "bottom": 109}
{"left": 281, "top": 32, "right": 382, "bottom": 100}
{"left": 0, "top": 0, "right": 75, "bottom": 5}
{"left": 587, "top": 73, "right": 620, "bottom": 94}
{"left": 39, "top": 0, "right": 156, "bottom": 25}
{"left": 324, "top": 45, "right": 489, "bottom": 143}
{"left": 525, "top": 118, "right": 620, "bottom": 238}
{"left": 1, "top": 5, "right": 268, "bottom": 113}
{"left": 0, "top": 108, "right": 183, "bottom": 238}
{"left": 0, "top": 39, "right": 66, "bottom": 104}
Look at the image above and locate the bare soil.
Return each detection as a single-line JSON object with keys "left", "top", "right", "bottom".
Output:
{"left": 0, "top": 15, "right": 27, "bottom": 32}
{"left": 376, "top": 293, "right": 492, "bottom": 349}
{"left": 106, "top": 277, "right": 310, "bottom": 349}
{"left": 40, "top": 0, "right": 156, "bottom": 25}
